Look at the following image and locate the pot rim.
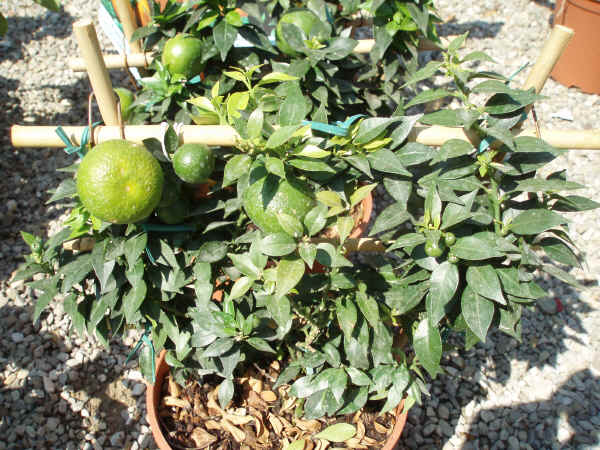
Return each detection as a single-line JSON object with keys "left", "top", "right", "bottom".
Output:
{"left": 146, "top": 349, "right": 409, "bottom": 450}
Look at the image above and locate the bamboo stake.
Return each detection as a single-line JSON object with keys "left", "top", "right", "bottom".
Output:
{"left": 523, "top": 25, "right": 574, "bottom": 94}
{"left": 73, "top": 19, "right": 119, "bottom": 126}
{"left": 68, "top": 37, "right": 453, "bottom": 72}
{"left": 113, "top": 0, "right": 142, "bottom": 53}
{"left": 11, "top": 124, "right": 600, "bottom": 150}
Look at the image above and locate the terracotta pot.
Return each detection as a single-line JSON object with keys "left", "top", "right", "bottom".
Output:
{"left": 146, "top": 349, "right": 408, "bottom": 450}
{"left": 551, "top": 0, "right": 600, "bottom": 94}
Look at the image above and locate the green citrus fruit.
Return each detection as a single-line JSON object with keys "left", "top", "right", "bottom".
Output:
{"left": 161, "top": 34, "right": 205, "bottom": 79}
{"left": 424, "top": 239, "right": 444, "bottom": 258}
{"left": 158, "top": 199, "right": 188, "bottom": 224}
{"left": 172, "top": 143, "right": 215, "bottom": 184}
{"left": 243, "top": 174, "right": 315, "bottom": 233}
{"left": 276, "top": 9, "right": 328, "bottom": 56}
{"left": 444, "top": 232, "right": 456, "bottom": 246}
{"left": 77, "top": 139, "right": 163, "bottom": 224}
{"left": 114, "top": 87, "right": 134, "bottom": 122}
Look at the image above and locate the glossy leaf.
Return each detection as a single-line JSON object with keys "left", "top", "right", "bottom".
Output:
{"left": 510, "top": 209, "right": 567, "bottom": 234}
{"left": 261, "top": 233, "right": 297, "bottom": 256}
{"left": 276, "top": 257, "right": 305, "bottom": 297}
{"left": 413, "top": 318, "right": 442, "bottom": 378}
{"left": 466, "top": 265, "right": 506, "bottom": 305}
{"left": 426, "top": 262, "right": 459, "bottom": 325}
{"left": 461, "top": 286, "right": 494, "bottom": 342}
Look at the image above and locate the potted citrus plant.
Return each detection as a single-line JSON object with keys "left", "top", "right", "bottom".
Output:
{"left": 16, "top": 32, "right": 599, "bottom": 447}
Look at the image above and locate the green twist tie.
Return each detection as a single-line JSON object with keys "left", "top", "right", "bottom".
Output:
{"left": 126, "top": 321, "right": 156, "bottom": 383}
{"left": 55, "top": 123, "right": 101, "bottom": 158}
{"left": 302, "top": 114, "right": 366, "bottom": 137}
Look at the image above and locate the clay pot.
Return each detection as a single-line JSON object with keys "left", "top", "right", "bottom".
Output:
{"left": 146, "top": 349, "right": 408, "bottom": 450}
{"left": 551, "top": 0, "right": 600, "bottom": 94}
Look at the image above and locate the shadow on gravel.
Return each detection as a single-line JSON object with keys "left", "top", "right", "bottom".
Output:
{"left": 438, "top": 20, "right": 504, "bottom": 40}
{"left": 0, "top": 10, "right": 74, "bottom": 63}
{"left": 464, "top": 368, "right": 600, "bottom": 449}
{"left": 531, "top": 0, "right": 556, "bottom": 10}
{"left": 0, "top": 302, "right": 142, "bottom": 448}
{"left": 397, "top": 279, "right": 597, "bottom": 449}
{"left": 0, "top": 70, "right": 129, "bottom": 282}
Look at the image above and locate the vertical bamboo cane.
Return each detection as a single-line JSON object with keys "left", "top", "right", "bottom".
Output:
{"left": 523, "top": 25, "right": 574, "bottom": 94}
{"left": 73, "top": 19, "right": 119, "bottom": 126}
{"left": 113, "top": 0, "right": 142, "bottom": 54}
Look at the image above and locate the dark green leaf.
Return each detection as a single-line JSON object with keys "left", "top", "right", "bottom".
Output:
{"left": 288, "top": 158, "right": 337, "bottom": 173}
{"left": 266, "top": 125, "right": 302, "bottom": 149}
{"left": 218, "top": 378, "right": 235, "bottom": 409}
{"left": 369, "top": 203, "right": 411, "bottom": 236}
{"left": 274, "top": 365, "right": 301, "bottom": 389}
{"left": 213, "top": 20, "right": 238, "bottom": 60}
{"left": 413, "top": 318, "right": 442, "bottom": 378}
{"left": 405, "top": 89, "right": 454, "bottom": 109}
{"left": 396, "top": 142, "right": 434, "bottom": 166}
{"left": 420, "top": 109, "right": 463, "bottom": 127}
{"left": 355, "top": 117, "right": 401, "bottom": 145}
{"left": 452, "top": 235, "right": 504, "bottom": 260}
{"left": 228, "top": 253, "right": 260, "bottom": 279}
{"left": 403, "top": 61, "right": 443, "bottom": 86}
{"left": 355, "top": 291, "right": 379, "bottom": 328}
{"left": 247, "top": 337, "right": 276, "bottom": 353}
{"left": 223, "top": 154, "right": 251, "bottom": 187}
{"left": 510, "top": 209, "right": 567, "bottom": 234}
{"left": 124, "top": 233, "right": 147, "bottom": 269}
{"left": 336, "top": 298, "right": 357, "bottom": 338}
{"left": 514, "top": 179, "right": 584, "bottom": 192}
{"left": 345, "top": 367, "right": 371, "bottom": 386}
{"left": 280, "top": 82, "right": 309, "bottom": 126}
{"left": 276, "top": 257, "right": 305, "bottom": 297}
{"left": 387, "top": 233, "right": 426, "bottom": 251}
{"left": 466, "top": 265, "right": 506, "bottom": 305}
{"left": 540, "top": 237, "right": 580, "bottom": 267}
{"left": 384, "top": 283, "right": 429, "bottom": 314}
{"left": 304, "top": 204, "right": 328, "bottom": 236}
{"left": 552, "top": 195, "right": 600, "bottom": 212}
{"left": 368, "top": 149, "right": 411, "bottom": 176}
{"left": 461, "top": 286, "right": 494, "bottom": 342}
{"left": 204, "top": 337, "right": 235, "bottom": 358}
{"left": 261, "top": 233, "right": 297, "bottom": 256}
{"left": 426, "top": 262, "right": 459, "bottom": 325}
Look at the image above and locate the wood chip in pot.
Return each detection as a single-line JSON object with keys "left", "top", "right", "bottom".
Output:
{"left": 268, "top": 413, "right": 283, "bottom": 435}
{"left": 260, "top": 390, "right": 277, "bottom": 402}
{"left": 163, "top": 396, "right": 190, "bottom": 409}
{"left": 222, "top": 419, "right": 246, "bottom": 443}
{"left": 373, "top": 421, "right": 388, "bottom": 434}
{"left": 190, "top": 428, "right": 217, "bottom": 447}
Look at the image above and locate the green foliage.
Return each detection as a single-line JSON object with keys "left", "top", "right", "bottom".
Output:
{"left": 15, "top": 4, "right": 597, "bottom": 426}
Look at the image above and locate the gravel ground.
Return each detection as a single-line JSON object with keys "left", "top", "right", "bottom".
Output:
{"left": 0, "top": 1, "right": 599, "bottom": 449}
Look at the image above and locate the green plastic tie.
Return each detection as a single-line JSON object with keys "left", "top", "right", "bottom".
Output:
{"left": 55, "top": 123, "right": 101, "bottom": 158}
{"left": 125, "top": 321, "right": 156, "bottom": 383}
{"left": 302, "top": 114, "right": 366, "bottom": 137}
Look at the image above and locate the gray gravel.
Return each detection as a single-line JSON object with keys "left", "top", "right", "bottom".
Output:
{"left": 1, "top": 0, "right": 599, "bottom": 449}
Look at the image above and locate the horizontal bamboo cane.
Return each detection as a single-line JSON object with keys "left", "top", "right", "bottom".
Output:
{"left": 11, "top": 124, "right": 600, "bottom": 149}
{"left": 68, "top": 37, "right": 451, "bottom": 72}
{"left": 64, "top": 235, "right": 385, "bottom": 253}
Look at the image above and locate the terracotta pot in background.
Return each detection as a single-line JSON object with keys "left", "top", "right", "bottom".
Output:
{"left": 146, "top": 349, "right": 408, "bottom": 450}
{"left": 551, "top": 0, "right": 600, "bottom": 94}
